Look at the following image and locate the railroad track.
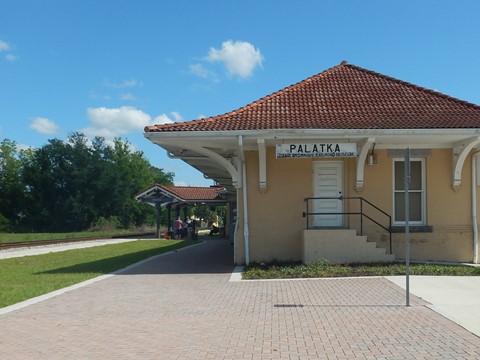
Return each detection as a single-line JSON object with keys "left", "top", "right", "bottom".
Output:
{"left": 0, "top": 233, "right": 155, "bottom": 250}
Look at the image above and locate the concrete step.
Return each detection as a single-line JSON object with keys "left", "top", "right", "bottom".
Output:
{"left": 303, "top": 229, "right": 395, "bottom": 264}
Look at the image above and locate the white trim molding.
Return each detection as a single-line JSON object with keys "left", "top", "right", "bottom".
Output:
{"left": 355, "top": 137, "right": 375, "bottom": 192}
{"left": 257, "top": 138, "right": 267, "bottom": 192}
{"left": 452, "top": 136, "right": 480, "bottom": 191}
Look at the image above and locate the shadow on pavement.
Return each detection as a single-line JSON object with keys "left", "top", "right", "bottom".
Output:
{"left": 39, "top": 237, "right": 234, "bottom": 276}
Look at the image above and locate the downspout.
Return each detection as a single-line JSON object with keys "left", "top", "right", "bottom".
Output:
{"left": 232, "top": 201, "right": 238, "bottom": 264}
{"left": 472, "top": 151, "right": 480, "bottom": 264}
{"left": 238, "top": 135, "right": 250, "bottom": 265}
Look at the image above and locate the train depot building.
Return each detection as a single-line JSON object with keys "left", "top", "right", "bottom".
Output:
{"left": 144, "top": 61, "right": 480, "bottom": 265}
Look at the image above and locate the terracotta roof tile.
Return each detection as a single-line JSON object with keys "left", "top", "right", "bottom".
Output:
{"left": 157, "top": 185, "right": 223, "bottom": 201}
{"left": 145, "top": 61, "right": 480, "bottom": 132}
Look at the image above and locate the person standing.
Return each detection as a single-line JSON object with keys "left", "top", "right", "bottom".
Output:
{"left": 174, "top": 217, "right": 184, "bottom": 239}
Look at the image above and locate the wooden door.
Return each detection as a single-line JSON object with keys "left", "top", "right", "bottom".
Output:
{"left": 312, "top": 162, "right": 343, "bottom": 227}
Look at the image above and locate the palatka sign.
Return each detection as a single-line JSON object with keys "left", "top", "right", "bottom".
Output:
{"left": 276, "top": 143, "right": 357, "bottom": 158}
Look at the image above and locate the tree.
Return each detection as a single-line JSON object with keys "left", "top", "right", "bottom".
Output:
{"left": 0, "top": 139, "right": 30, "bottom": 230}
{"left": 193, "top": 205, "right": 217, "bottom": 226}
{"left": 215, "top": 205, "right": 227, "bottom": 227}
{"left": 14, "top": 133, "right": 174, "bottom": 232}
{"left": 100, "top": 138, "right": 172, "bottom": 228}
{"left": 22, "top": 137, "right": 81, "bottom": 231}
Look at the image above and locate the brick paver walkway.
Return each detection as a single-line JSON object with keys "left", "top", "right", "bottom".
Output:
{"left": 1, "top": 239, "right": 479, "bottom": 359}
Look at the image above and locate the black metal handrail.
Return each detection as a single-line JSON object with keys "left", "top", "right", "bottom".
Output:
{"left": 303, "top": 196, "right": 392, "bottom": 254}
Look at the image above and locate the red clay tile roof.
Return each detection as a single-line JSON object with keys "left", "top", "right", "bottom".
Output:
{"left": 156, "top": 185, "right": 223, "bottom": 201}
{"left": 145, "top": 61, "right": 480, "bottom": 132}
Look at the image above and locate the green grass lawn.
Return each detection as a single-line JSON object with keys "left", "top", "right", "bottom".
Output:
{"left": 243, "top": 260, "right": 480, "bottom": 280}
{"left": 0, "top": 239, "right": 195, "bottom": 308}
{"left": 0, "top": 230, "right": 155, "bottom": 244}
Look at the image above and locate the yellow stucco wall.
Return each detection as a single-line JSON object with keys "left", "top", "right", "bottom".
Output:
{"left": 244, "top": 149, "right": 311, "bottom": 262}
{"left": 234, "top": 147, "right": 478, "bottom": 264}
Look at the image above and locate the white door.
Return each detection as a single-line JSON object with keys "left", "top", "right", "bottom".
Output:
{"left": 312, "top": 161, "right": 344, "bottom": 227}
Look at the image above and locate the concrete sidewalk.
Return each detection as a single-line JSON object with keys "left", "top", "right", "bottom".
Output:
{"left": 1, "top": 239, "right": 479, "bottom": 359}
{"left": 386, "top": 275, "right": 480, "bottom": 337}
{"left": 0, "top": 237, "right": 156, "bottom": 259}
{"left": 0, "top": 234, "right": 211, "bottom": 260}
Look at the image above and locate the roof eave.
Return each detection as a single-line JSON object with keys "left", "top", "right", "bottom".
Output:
{"left": 145, "top": 127, "right": 480, "bottom": 140}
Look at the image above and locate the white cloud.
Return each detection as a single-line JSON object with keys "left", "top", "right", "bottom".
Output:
{"left": 206, "top": 40, "right": 263, "bottom": 78}
{"left": 17, "top": 143, "right": 33, "bottom": 151}
{"left": 120, "top": 93, "right": 137, "bottom": 101}
{"left": 190, "top": 63, "right": 210, "bottom": 78}
{"left": 93, "top": 79, "right": 140, "bottom": 102}
{"left": 82, "top": 106, "right": 175, "bottom": 139}
{"left": 29, "top": 117, "right": 59, "bottom": 135}
{"left": 89, "top": 91, "right": 112, "bottom": 101}
{"left": 189, "top": 63, "right": 220, "bottom": 82}
{"left": 0, "top": 40, "right": 17, "bottom": 62}
{"left": 152, "top": 114, "right": 173, "bottom": 125}
{"left": 0, "top": 40, "right": 10, "bottom": 52}
{"left": 174, "top": 181, "right": 189, "bottom": 186}
{"left": 103, "top": 78, "right": 139, "bottom": 88}
{"left": 121, "top": 79, "right": 137, "bottom": 87}
{"left": 170, "top": 111, "right": 183, "bottom": 122}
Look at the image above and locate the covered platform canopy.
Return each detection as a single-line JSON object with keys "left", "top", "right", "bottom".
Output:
{"left": 135, "top": 184, "right": 229, "bottom": 237}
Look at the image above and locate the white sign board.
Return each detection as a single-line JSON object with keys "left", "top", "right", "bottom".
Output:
{"left": 276, "top": 143, "right": 357, "bottom": 158}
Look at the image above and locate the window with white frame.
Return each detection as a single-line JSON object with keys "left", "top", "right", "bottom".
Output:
{"left": 393, "top": 158, "right": 425, "bottom": 225}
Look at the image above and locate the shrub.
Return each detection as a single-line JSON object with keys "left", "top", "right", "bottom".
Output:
{"left": 89, "top": 216, "right": 121, "bottom": 231}
{"left": 0, "top": 214, "right": 10, "bottom": 232}
{"left": 243, "top": 261, "right": 480, "bottom": 279}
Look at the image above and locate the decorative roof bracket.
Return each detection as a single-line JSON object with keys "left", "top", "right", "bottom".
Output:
{"left": 452, "top": 136, "right": 480, "bottom": 191}
{"left": 257, "top": 139, "right": 267, "bottom": 192}
{"left": 355, "top": 137, "right": 375, "bottom": 193}
{"left": 162, "top": 142, "right": 240, "bottom": 188}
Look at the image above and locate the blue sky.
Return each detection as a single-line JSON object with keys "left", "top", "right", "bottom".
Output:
{"left": 1, "top": 0, "right": 479, "bottom": 186}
